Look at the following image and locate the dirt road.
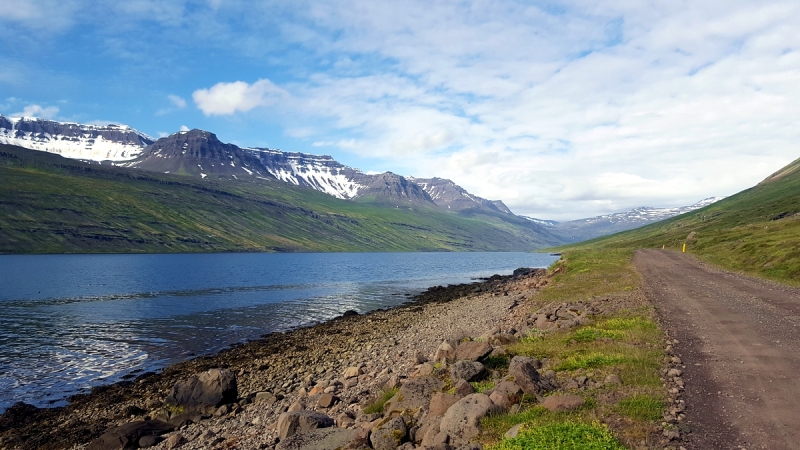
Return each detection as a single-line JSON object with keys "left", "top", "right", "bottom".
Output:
{"left": 634, "top": 249, "right": 800, "bottom": 450}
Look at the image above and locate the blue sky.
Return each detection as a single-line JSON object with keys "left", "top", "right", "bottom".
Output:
{"left": 2, "top": 0, "right": 800, "bottom": 220}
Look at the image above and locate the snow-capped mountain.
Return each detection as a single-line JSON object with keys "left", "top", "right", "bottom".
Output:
{"left": 0, "top": 114, "right": 154, "bottom": 161}
{"left": 409, "top": 177, "right": 513, "bottom": 215}
{"left": 521, "top": 217, "right": 560, "bottom": 227}
{"left": 552, "top": 197, "right": 725, "bottom": 242}
{"left": 1, "top": 115, "right": 512, "bottom": 215}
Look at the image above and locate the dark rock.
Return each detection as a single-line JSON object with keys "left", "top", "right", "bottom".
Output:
{"left": 122, "top": 405, "right": 147, "bottom": 417}
{"left": 507, "top": 356, "right": 544, "bottom": 395}
{"left": 454, "top": 379, "right": 475, "bottom": 396}
{"left": 87, "top": 420, "right": 174, "bottom": 450}
{"left": 168, "top": 412, "right": 206, "bottom": 428}
{"left": 165, "top": 368, "right": 237, "bottom": 413}
{"left": 449, "top": 361, "right": 487, "bottom": 383}
{"left": 138, "top": 435, "right": 164, "bottom": 448}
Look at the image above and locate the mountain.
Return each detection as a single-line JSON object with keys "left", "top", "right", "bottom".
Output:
{"left": 0, "top": 115, "right": 154, "bottom": 161}
{"left": 0, "top": 143, "right": 566, "bottom": 253}
{"left": 558, "top": 156, "right": 800, "bottom": 284}
{"left": 118, "top": 129, "right": 271, "bottom": 179}
{"left": 1, "top": 116, "right": 516, "bottom": 218}
{"left": 408, "top": 177, "right": 513, "bottom": 215}
{"left": 549, "top": 197, "right": 725, "bottom": 242}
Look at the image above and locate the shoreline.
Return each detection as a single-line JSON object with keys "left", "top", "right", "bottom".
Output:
{"left": 0, "top": 268, "right": 549, "bottom": 449}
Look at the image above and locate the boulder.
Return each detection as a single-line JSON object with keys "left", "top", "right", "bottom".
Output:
{"left": 454, "top": 342, "right": 493, "bottom": 362}
{"left": 370, "top": 416, "right": 407, "bottom": 450}
{"left": 429, "top": 392, "right": 460, "bottom": 417}
{"left": 604, "top": 374, "right": 623, "bottom": 385}
{"left": 276, "top": 427, "right": 361, "bottom": 450}
{"left": 254, "top": 391, "right": 277, "bottom": 404}
{"left": 492, "top": 380, "right": 524, "bottom": 401}
{"left": 439, "top": 394, "right": 497, "bottom": 446}
{"left": 317, "top": 393, "right": 338, "bottom": 408}
{"left": 541, "top": 394, "right": 585, "bottom": 412}
{"left": 167, "top": 412, "right": 206, "bottom": 428}
{"left": 507, "top": 356, "right": 543, "bottom": 395}
{"left": 454, "top": 379, "right": 475, "bottom": 397}
{"left": 277, "top": 411, "right": 335, "bottom": 442}
{"left": 412, "top": 363, "right": 435, "bottom": 377}
{"left": 138, "top": 435, "right": 164, "bottom": 448}
{"left": 449, "top": 361, "right": 487, "bottom": 383}
{"left": 87, "top": 420, "right": 174, "bottom": 450}
{"left": 384, "top": 377, "right": 444, "bottom": 413}
{"left": 165, "top": 368, "right": 237, "bottom": 413}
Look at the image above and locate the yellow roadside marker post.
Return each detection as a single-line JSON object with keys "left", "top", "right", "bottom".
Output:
{"left": 682, "top": 243, "right": 686, "bottom": 253}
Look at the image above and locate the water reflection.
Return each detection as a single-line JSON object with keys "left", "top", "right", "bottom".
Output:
{"left": 0, "top": 252, "right": 557, "bottom": 411}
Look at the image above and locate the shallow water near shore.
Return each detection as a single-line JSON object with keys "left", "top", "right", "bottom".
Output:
{"left": 0, "top": 251, "right": 557, "bottom": 412}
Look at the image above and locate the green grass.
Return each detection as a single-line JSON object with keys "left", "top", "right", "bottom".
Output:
{"left": 491, "top": 422, "right": 625, "bottom": 450}
{"left": 470, "top": 380, "right": 496, "bottom": 393}
{"left": 0, "top": 144, "right": 564, "bottom": 254}
{"left": 478, "top": 249, "right": 664, "bottom": 449}
{"left": 569, "top": 327, "right": 625, "bottom": 343}
{"left": 363, "top": 387, "right": 399, "bottom": 414}
{"left": 556, "top": 352, "right": 628, "bottom": 371}
{"left": 616, "top": 394, "right": 663, "bottom": 422}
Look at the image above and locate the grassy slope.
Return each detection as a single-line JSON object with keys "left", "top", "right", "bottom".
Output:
{"left": 483, "top": 157, "right": 799, "bottom": 448}
{"left": 480, "top": 250, "right": 664, "bottom": 449}
{"left": 559, "top": 156, "right": 800, "bottom": 285}
{"left": 0, "top": 144, "right": 562, "bottom": 254}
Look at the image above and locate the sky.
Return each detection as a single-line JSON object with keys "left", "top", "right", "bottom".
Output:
{"left": 1, "top": 0, "right": 799, "bottom": 221}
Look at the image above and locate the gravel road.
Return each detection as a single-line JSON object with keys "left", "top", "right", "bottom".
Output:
{"left": 634, "top": 249, "right": 800, "bottom": 450}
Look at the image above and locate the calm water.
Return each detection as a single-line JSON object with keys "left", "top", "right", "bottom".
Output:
{"left": 0, "top": 252, "right": 557, "bottom": 411}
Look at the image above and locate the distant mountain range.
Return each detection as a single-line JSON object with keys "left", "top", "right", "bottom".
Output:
{"left": 524, "top": 197, "right": 725, "bottom": 242}
{"left": 0, "top": 114, "right": 724, "bottom": 244}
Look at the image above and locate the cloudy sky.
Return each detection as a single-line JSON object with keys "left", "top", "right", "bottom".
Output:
{"left": 2, "top": 0, "right": 799, "bottom": 220}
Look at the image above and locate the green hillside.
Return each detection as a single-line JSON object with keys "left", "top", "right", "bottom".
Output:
{"left": 0, "top": 144, "right": 563, "bottom": 254}
{"left": 556, "top": 156, "right": 800, "bottom": 285}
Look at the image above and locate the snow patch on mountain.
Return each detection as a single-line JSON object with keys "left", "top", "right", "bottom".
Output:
{"left": 0, "top": 115, "right": 153, "bottom": 162}
{"left": 573, "top": 197, "right": 725, "bottom": 225}
{"left": 522, "top": 217, "right": 559, "bottom": 227}
{"left": 249, "top": 148, "right": 366, "bottom": 199}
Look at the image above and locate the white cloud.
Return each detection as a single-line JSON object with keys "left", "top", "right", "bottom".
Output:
{"left": 168, "top": 94, "right": 186, "bottom": 108}
{"left": 180, "top": 125, "right": 190, "bottom": 132}
{"left": 12, "top": 104, "right": 59, "bottom": 119}
{"left": 207, "top": 0, "right": 800, "bottom": 220}
{"left": 192, "top": 79, "right": 287, "bottom": 116}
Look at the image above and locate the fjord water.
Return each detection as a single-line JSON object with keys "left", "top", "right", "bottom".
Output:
{"left": 0, "top": 251, "right": 556, "bottom": 412}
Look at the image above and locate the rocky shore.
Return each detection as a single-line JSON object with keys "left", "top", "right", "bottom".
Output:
{"left": 0, "top": 266, "right": 658, "bottom": 450}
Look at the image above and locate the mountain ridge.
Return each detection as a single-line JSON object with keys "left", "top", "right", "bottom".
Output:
{"left": 1, "top": 115, "right": 513, "bottom": 217}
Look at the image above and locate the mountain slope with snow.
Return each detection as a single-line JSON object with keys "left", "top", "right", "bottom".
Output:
{"left": 1, "top": 115, "right": 515, "bottom": 217}
{"left": 552, "top": 197, "right": 725, "bottom": 242}
{"left": 0, "top": 115, "right": 154, "bottom": 161}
